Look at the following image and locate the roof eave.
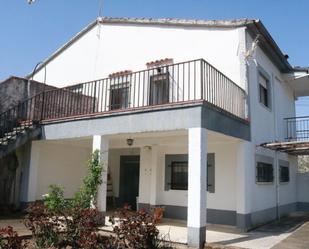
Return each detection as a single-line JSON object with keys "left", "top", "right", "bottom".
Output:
{"left": 246, "top": 20, "right": 293, "bottom": 73}
{"left": 25, "top": 19, "right": 98, "bottom": 79}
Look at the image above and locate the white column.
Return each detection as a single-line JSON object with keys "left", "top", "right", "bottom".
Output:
{"left": 92, "top": 135, "right": 109, "bottom": 212}
{"left": 138, "top": 147, "right": 151, "bottom": 207}
{"left": 150, "top": 145, "right": 159, "bottom": 206}
{"left": 27, "top": 141, "right": 40, "bottom": 202}
{"left": 187, "top": 127, "right": 207, "bottom": 248}
{"left": 236, "top": 141, "right": 254, "bottom": 230}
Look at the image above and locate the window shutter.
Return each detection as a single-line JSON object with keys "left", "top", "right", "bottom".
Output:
{"left": 259, "top": 74, "right": 268, "bottom": 89}
{"left": 207, "top": 153, "right": 215, "bottom": 193}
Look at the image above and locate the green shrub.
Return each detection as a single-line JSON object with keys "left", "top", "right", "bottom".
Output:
{"left": 43, "top": 184, "right": 70, "bottom": 212}
{"left": 73, "top": 149, "right": 103, "bottom": 209}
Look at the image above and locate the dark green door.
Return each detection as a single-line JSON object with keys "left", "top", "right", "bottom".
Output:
{"left": 119, "top": 156, "right": 140, "bottom": 210}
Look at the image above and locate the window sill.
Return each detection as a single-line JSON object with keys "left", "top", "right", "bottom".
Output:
{"left": 259, "top": 102, "right": 272, "bottom": 112}
{"left": 256, "top": 181, "right": 274, "bottom": 185}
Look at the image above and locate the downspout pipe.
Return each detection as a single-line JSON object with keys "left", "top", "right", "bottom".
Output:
{"left": 272, "top": 74, "right": 280, "bottom": 220}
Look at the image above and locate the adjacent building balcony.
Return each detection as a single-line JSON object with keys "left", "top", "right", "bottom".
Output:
{"left": 261, "top": 116, "right": 309, "bottom": 155}
{"left": 286, "top": 116, "right": 309, "bottom": 141}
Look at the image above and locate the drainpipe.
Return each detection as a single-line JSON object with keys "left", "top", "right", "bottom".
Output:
{"left": 272, "top": 73, "right": 280, "bottom": 220}
{"left": 29, "top": 62, "right": 47, "bottom": 120}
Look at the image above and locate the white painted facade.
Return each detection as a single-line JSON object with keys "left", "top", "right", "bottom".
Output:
{"left": 297, "top": 173, "right": 309, "bottom": 204}
{"left": 33, "top": 23, "right": 243, "bottom": 89}
{"left": 19, "top": 18, "right": 309, "bottom": 247}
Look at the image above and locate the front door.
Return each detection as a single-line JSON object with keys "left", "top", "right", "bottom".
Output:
{"left": 119, "top": 156, "right": 140, "bottom": 210}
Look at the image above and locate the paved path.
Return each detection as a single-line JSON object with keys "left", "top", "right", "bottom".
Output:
{"left": 272, "top": 222, "right": 309, "bottom": 249}
{"left": 1, "top": 214, "right": 309, "bottom": 249}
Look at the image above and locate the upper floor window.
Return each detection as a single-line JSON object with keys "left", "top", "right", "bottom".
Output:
{"left": 70, "top": 84, "right": 83, "bottom": 94}
{"left": 149, "top": 72, "right": 169, "bottom": 105}
{"left": 280, "top": 165, "right": 290, "bottom": 183}
{"left": 109, "top": 70, "right": 132, "bottom": 110}
{"left": 110, "top": 82, "right": 129, "bottom": 110}
{"left": 259, "top": 73, "right": 270, "bottom": 108}
{"left": 256, "top": 162, "right": 274, "bottom": 183}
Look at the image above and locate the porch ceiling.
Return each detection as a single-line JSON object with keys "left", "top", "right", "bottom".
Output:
{"left": 42, "top": 129, "right": 240, "bottom": 150}
{"left": 285, "top": 73, "right": 309, "bottom": 97}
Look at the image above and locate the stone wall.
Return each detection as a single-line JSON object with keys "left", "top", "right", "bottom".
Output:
{"left": 0, "top": 76, "right": 56, "bottom": 114}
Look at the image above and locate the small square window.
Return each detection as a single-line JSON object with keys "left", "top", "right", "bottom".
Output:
{"left": 170, "top": 161, "right": 188, "bottom": 190}
{"left": 280, "top": 166, "right": 290, "bottom": 182}
{"left": 259, "top": 74, "right": 270, "bottom": 108}
{"left": 256, "top": 162, "right": 274, "bottom": 183}
{"left": 70, "top": 84, "right": 83, "bottom": 94}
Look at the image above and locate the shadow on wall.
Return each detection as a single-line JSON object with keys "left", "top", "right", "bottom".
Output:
{"left": 0, "top": 153, "right": 20, "bottom": 214}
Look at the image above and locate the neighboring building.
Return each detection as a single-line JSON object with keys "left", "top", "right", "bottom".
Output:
{"left": 0, "top": 76, "right": 56, "bottom": 114}
{"left": 1, "top": 17, "right": 309, "bottom": 248}
{"left": 0, "top": 77, "right": 56, "bottom": 212}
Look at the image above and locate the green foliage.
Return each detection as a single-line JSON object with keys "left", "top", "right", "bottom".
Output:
{"left": 43, "top": 184, "right": 70, "bottom": 212}
{"left": 42, "top": 150, "right": 103, "bottom": 212}
{"left": 73, "top": 149, "right": 103, "bottom": 209}
{"left": 23, "top": 150, "right": 175, "bottom": 248}
{"left": 298, "top": 156, "right": 309, "bottom": 173}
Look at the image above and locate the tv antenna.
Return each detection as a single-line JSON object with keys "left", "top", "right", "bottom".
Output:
{"left": 98, "top": 0, "right": 104, "bottom": 18}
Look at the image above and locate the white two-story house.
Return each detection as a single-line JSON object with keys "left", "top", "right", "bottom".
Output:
{"left": 1, "top": 17, "right": 309, "bottom": 248}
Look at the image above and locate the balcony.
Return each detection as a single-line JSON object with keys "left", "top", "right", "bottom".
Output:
{"left": 45, "top": 59, "right": 247, "bottom": 120}
{"left": 261, "top": 116, "right": 309, "bottom": 155}
{"left": 286, "top": 116, "right": 309, "bottom": 141}
{"left": 0, "top": 59, "right": 247, "bottom": 141}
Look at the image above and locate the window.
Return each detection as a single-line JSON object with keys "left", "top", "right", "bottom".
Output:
{"left": 170, "top": 161, "right": 188, "bottom": 190}
{"left": 165, "top": 154, "right": 215, "bottom": 192}
{"left": 110, "top": 82, "right": 129, "bottom": 110}
{"left": 149, "top": 71, "right": 169, "bottom": 105}
{"left": 256, "top": 162, "right": 274, "bottom": 183}
{"left": 259, "top": 74, "right": 270, "bottom": 108}
{"left": 70, "top": 84, "right": 83, "bottom": 94}
{"left": 280, "top": 166, "right": 290, "bottom": 182}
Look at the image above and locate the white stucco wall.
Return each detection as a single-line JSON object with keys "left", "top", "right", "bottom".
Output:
{"left": 249, "top": 146, "right": 298, "bottom": 216}
{"left": 246, "top": 34, "right": 295, "bottom": 144}
{"left": 108, "top": 136, "right": 238, "bottom": 212}
{"left": 32, "top": 141, "right": 90, "bottom": 200}
{"left": 244, "top": 32, "right": 297, "bottom": 217}
{"left": 297, "top": 173, "right": 309, "bottom": 203}
{"left": 33, "top": 23, "right": 243, "bottom": 89}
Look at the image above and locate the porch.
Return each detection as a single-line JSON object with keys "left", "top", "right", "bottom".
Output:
{"left": 25, "top": 128, "right": 250, "bottom": 248}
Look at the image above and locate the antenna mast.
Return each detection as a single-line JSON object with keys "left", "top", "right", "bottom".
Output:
{"left": 98, "top": 0, "right": 104, "bottom": 18}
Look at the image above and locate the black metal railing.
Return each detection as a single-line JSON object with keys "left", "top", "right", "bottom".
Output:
{"left": 286, "top": 116, "right": 309, "bottom": 141}
{"left": 0, "top": 94, "right": 44, "bottom": 140}
{"left": 42, "top": 59, "right": 247, "bottom": 120}
{"left": 0, "top": 59, "right": 247, "bottom": 140}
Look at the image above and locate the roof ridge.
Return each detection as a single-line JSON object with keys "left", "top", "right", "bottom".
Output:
{"left": 98, "top": 16, "right": 258, "bottom": 27}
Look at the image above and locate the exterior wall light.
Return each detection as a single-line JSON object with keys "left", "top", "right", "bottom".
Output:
{"left": 126, "top": 138, "right": 134, "bottom": 146}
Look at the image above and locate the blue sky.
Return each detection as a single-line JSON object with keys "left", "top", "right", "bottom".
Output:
{"left": 1, "top": 0, "right": 308, "bottom": 115}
